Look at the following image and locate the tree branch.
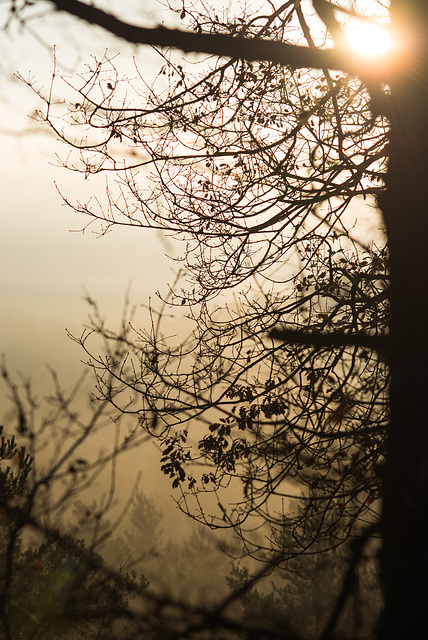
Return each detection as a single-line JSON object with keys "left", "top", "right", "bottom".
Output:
{"left": 49, "top": 0, "right": 388, "bottom": 79}
{"left": 270, "top": 327, "right": 389, "bottom": 356}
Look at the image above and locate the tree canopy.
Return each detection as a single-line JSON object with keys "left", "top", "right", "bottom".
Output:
{"left": 28, "top": 0, "right": 388, "bottom": 566}
{"left": 3, "top": 1, "right": 428, "bottom": 638}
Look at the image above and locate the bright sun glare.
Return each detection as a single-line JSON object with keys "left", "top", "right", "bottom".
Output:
{"left": 346, "top": 22, "right": 392, "bottom": 56}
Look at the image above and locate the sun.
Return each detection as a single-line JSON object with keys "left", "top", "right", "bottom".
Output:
{"left": 346, "top": 22, "right": 392, "bottom": 56}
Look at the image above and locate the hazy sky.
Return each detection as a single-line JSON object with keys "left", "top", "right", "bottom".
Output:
{"left": 0, "top": 0, "right": 389, "bottom": 555}
{"left": 0, "top": 5, "right": 179, "bottom": 391}
{"left": 0, "top": 5, "right": 198, "bottom": 525}
{"left": 0, "top": 2, "right": 386, "bottom": 389}
{"left": 0, "top": 1, "right": 248, "bottom": 534}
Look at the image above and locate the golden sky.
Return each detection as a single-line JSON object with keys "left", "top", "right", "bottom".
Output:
{"left": 0, "top": 0, "right": 390, "bottom": 389}
{"left": 0, "top": 8, "right": 174, "bottom": 391}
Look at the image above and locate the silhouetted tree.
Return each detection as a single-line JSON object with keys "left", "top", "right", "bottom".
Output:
{"left": 1, "top": 529, "right": 146, "bottom": 639}
{"left": 31, "top": 5, "right": 389, "bottom": 622}
{"left": 0, "top": 364, "right": 151, "bottom": 638}
{"left": 4, "top": 1, "right": 428, "bottom": 638}
{"left": 227, "top": 507, "right": 382, "bottom": 640}
{"left": 1, "top": 368, "right": 279, "bottom": 640}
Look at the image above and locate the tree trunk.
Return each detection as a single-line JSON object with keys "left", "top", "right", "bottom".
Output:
{"left": 378, "top": 1, "right": 428, "bottom": 637}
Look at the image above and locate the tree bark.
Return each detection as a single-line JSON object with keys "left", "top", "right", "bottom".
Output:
{"left": 378, "top": 1, "right": 428, "bottom": 636}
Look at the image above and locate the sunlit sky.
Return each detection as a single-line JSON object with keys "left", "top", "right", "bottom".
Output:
{"left": 0, "top": 0, "right": 390, "bottom": 390}
{"left": 0, "top": 5, "right": 177, "bottom": 389}
{"left": 347, "top": 21, "right": 391, "bottom": 55}
{"left": 0, "top": 4, "right": 188, "bottom": 513}
{"left": 0, "top": 0, "right": 390, "bottom": 529}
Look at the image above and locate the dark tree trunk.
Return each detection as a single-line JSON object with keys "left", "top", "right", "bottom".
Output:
{"left": 378, "top": 1, "right": 428, "bottom": 637}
